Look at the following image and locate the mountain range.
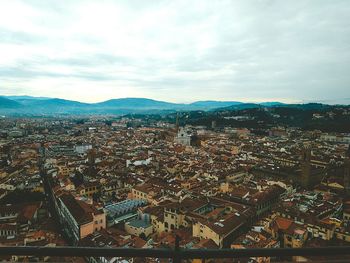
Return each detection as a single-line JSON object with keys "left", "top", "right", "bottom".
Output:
{"left": 0, "top": 95, "right": 340, "bottom": 116}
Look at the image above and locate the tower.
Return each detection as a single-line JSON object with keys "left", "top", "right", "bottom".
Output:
{"left": 344, "top": 145, "right": 350, "bottom": 195}
{"left": 300, "top": 144, "right": 312, "bottom": 189}
{"left": 87, "top": 149, "right": 96, "bottom": 167}
{"left": 87, "top": 148, "right": 96, "bottom": 176}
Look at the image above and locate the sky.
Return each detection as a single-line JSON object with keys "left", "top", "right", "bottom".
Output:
{"left": 0, "top": 0, "right": 349, "bottom": 104}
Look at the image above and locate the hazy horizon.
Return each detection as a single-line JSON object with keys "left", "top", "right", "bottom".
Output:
{"left": 3, "top": 94, "right": 350, "bottom": 105}
{"left": 1, "top": 0, "right": 350, "bottom": 104}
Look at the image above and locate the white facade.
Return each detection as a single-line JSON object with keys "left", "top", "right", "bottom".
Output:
{"left": 175, "top": 128, "right": 191, "bottom": 146}
{"left": 75, "top": 144, "right": 92, "bottom": 154}
{"left": 320, "top": 134, "right": 350, "bottom": 143}
{"left": 126, "top": 157, "right": 152, "bottom": 167}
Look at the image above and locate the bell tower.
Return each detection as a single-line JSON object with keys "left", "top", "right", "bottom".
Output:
{"left": 87, "top": 148, "right": 96, "bottom": 176}
{"left": 301, "top": 144, "right": 312, "bottom": 189}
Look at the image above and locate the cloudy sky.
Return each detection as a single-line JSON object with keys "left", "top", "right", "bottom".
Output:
{"left": 0, "top": 0, "right": 349, "bottom": 104}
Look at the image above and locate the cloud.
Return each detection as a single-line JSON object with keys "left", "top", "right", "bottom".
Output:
{"left": 0, "top": 0, "right": 349, "bottom": 104}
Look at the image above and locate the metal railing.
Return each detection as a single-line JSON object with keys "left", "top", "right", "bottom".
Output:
{"left": 1, "top": 246, "right": 350, "bottom": 262}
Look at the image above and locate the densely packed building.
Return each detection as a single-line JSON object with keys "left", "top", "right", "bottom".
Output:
{"left": 0, "top": 116, "right": 349, "bottom": 262}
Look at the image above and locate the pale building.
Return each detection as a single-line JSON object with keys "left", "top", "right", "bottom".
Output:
{"left": 125, "top": 218, "right": 153, "bottom": 238}
{"left": 174, "top": 127, "right": 191, "bottom": 146}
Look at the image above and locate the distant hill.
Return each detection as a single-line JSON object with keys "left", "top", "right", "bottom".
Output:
{"left": 96, "top": 99, "right": 245, "bottom": 110}
{"left": 259, "top": 102, "right": 285, "bottom": 106}
{"left": 5, "top": 95, "right": 51, "bottom": 105}
{"left": 0, "top": 97, "right": 21, "bottom": 108}
{"left": 189, "top": 100, "right": 242, "bottom": 108}
{"left": 214, "top": 102, "right": 334, "bottom": 112}
{"left": 0, "top": 95, "right": 347, "bottom": 115}
{"left": 213, "top": 103, "right": 263, "bottom": 111}
{"left": 28, "top": 98, "right": 88, "bottom": 107}
{"left": 0, "top": 97, "right": 90, "bottom": 115}
{"left": 283, "top": 103, "right": 331, "bottom": 110}
{"left": 95, "top": 98, "right": 180, "bottom": 109}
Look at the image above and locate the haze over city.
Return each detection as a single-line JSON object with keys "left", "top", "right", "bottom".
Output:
{"left": 1, "top": 0, "right": 350, "bottom": 104}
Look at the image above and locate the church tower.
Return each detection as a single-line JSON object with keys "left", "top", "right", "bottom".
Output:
{"left": 300, "top": 144, "right": 312, "bottom": 189}
{"left": 88, "top": 149, "right": 95, "bottom": 165}
{"left": 344, "top": 145, "right": 350, "bottom": 195}
{"left": 87, "top": 148, "right": 96, "bottom": 176}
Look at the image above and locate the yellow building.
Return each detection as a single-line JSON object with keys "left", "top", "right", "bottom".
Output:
{"left": 125, "top": 219, "right": 153, "bottom": 238}
{"left": 193, "top": 212, "right": 247, "bottom": 248}
{"left": 33, "top": 185, "right": 45, "bottom": 193}
{"left": 76, "top": 182, "right": 99, "bottom": 198}
{"left": 163, "top": 206, "right": 189, "bottom": 232}
{"left": 270, "top": 217, "right": 308, "bottom": 248}
{"left": 142, "top": 205, "right": 166, "bottom": 235}
{"left": 151, "top": 214, "right": 165, "bottom": 235}
{"left": 193, "top": 220, "right": 223, "bottom": 247}
{"left": 335, "top": 229, "right": 350, "bottom": 242}
{"left": 343, "top": 199, "right": 350, "bottom": 221}
{"left": 131, "top": 183, "right": 160, "bottom": 205}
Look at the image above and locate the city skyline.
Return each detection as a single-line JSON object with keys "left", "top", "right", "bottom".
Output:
{"left": 1, "top": 0, "right": 349, "bottom": 104}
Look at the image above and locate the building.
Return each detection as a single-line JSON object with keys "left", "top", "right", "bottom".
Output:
{"left": 105, "top": 199, "right": 147, "bottom": 226}
{"left": 270, "top": 217, "right": 308, "bottom": 248}
{"left": 175, "top": 128, "right": 192, "bottom": 146}
{"left": 0, "top": 224, "right": 17, "bottom": 238}
{"left": 301, "top": 144, "right": 312, "bottom": 188}
{"left": 344, "top": 145, "right": 350, "bottom": 195}
{"left": 131, "top": 183, "right": 161, "bottom": 204}
{"left": 269, "top": 128, "right": 288, "bottom": 138}
{"left": 0, "top": 202, "right": 42, "bottom": 235}
{"left": 125, "top": 218, "right": 153, "bottom": 238}
{"left": 320, "top": 134, "right": 350, "bottom": 144}
{"left": 58, "top": 193, "right": 106, "bottom": 243}
{"left": 76, "top": 181, "right": 100, "bottom": 198}
{"left": 192, "top": 211, "right": 249, "bottom": 248}
{"left": 74, "top": 144, "right": 92, "bottom": 154}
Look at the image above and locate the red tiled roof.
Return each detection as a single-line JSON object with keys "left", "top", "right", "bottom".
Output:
{"left": 275, "top": 217, "right": 293, "bottom": 230}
